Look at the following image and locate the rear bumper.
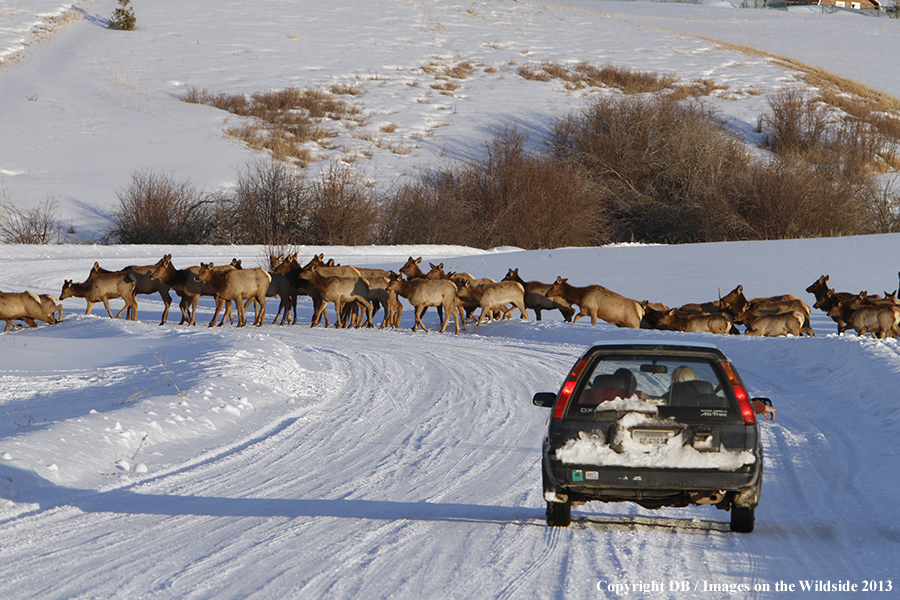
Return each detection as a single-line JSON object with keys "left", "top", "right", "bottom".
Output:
{"left": 543, "top": 452, "right": 762, "bottom": 506}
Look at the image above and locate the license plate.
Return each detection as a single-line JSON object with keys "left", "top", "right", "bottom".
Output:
{"left": 632, "top": 429, "right": 677, "bottom": 446}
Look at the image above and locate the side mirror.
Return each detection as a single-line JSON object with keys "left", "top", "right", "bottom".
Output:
{"left": 533, "top": 392, "right": 557, "bottom": 408}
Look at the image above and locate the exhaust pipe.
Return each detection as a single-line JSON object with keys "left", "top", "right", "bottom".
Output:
{"left": 691, "top": 491, "right": 725, "bottom": 505}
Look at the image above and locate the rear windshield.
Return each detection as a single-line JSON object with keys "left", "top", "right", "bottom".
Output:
{"left": 566, "top": 354, "right": 734, "bottom": 420}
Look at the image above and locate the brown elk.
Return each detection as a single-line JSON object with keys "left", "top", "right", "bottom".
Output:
{"left": 0, "top": 291, "right": 56, "bottom": 332}
{"left": 399, "top": 256, "right": 427, "bottom": 280}
{"left": 196, "top": 262, "right": 270, "bottom": 327}
{"left": 271, "top": 254, "right": 330, "bottom": 326}
{"left": 299, "top": 267, "right": 373, "bottom": 328}
{"left": 38, "top": 294, "right": 62, "bottom": 324}
{"left": 386, "top": 274, "right": 460, "bottom": 334}
{"left": 60, "top": 265, "right": 138, "bottom": 320}
{"left": 151, "top": 258, "right": 238, "bottom": 325}
{"left": 472, "top": 280, "right": 527, "bottom": 325}
{"left": 641, "top": 303, "right": 736, "bottom": 334}
{"left": 303, "top": 254, "right": 363, "bottom": 279}
{"left": 546, "top": 277, "right": 643, "bottom": 328}
{"left": 745, "top": 311, "right": 806, "bottom": 337}
{"left": 502, "top": 268, "right": 574, "bottom": 321}
{"left": 380, "top": 284, "right": 403, "bottom": 329}
{"left": 718, "top": 285, "right": 813, "bottom": 336}
{"left": 119, "top": 255, "right": 176, "bottom": 325}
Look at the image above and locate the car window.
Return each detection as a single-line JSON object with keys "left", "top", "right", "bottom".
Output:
{"left": 567, "top": 355, "right": 732, "bottom": 418}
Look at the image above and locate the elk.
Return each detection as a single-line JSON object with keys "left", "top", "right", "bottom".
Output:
{"left": 399, "top": 256, "right": 427, "bottom": 280}
{"left": 1, "top": 291, "right": 55, "bottom": 332}
{"left": 641, "top": 304, "right": 736, "bottom": 334}
{"left": 546, "top": 277, "right": 643, "bottom": 328}
{"left": 299, "top": 267, "right": 373, "bottom": 328}
{"left": 119, "top": 255, "right": 175, "bottom": 325}
{"left": 270, "top": 253, "right": 331, "bottom": 326}
{"left": 502, "top": 268, "right": 574, "bottom": 321}
{"left": 718, "top": 285, "right": 813, "bottom": 336}
{"left": 745, "top": 311, "right": 806, "bottom": 337}
{"left": 151, "top": 258, "right": 238, "bottom": 325}
{"left": 196, "top": 262, "right": 270, "bottom": 327}
{"left": 38, "top": 294, "right": 62, "bottom": 324}
{"left": 386, "top": 274, "right": 460, "bottom": 334}
{"left": 828, "top": 299, "right": 900, "bottom": 339}
{"left": 303, "top": 254, "right": 363, "bottom": 279}
{"left": 472, "top": 280, "right": 527, "bottom": 325}
{"left": 60, "top": 265, "right": 138, "bottom": 320}
{"left": 380, "top": 284, "right": 403, "bottom": 329}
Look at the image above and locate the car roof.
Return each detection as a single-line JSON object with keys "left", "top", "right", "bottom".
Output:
{"left": 591, "top": 339, "right": 720, "bottom": 349}
{"left": 585, "top": 339, "right": 727, "bottom": 358}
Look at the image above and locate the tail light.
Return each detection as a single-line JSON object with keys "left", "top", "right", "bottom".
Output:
{"left": 722, "top": 362, "right": 756, "bottom": 424}
{"left": 552, "top": 357, "right": 588, "bottom": 419}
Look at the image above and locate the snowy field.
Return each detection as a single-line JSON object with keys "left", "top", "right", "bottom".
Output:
{"left": 2, "top": 1, "right": 900, "bottom": 599}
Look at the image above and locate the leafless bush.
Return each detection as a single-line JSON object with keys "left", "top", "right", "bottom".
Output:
{"left": 0, "top": 192, "right": 73, "bottom": 244}
{"left": 759, "top": 88, "right": 897, "bottom": 186}
{"left": 757, "top": 89, "right": 834, "bottom": 161}
{"left": 864, "top": 175, "right": 900, "bottom": 233}
{"left": 306, "top": 163, "right": 379, "bottom": 245}
{"left": 724, "top": 160, "right": 870, "bottom": 239}
{"left": 457, "top": 128, "right": 601, "bottom": 248}
{"left": 377, "top": 128, "right": 601, "bottom": 249}
{"left": 219, "top": 159, "right": 310, "bottom": 245}
{"left": 104, "top": 170, "right": 213, "bottom": 244}
{"left": 551, "top": 94, "right": 751, "bottom": 243}
{"left": 377, "top": 175, "right": 471, "bottom": 245}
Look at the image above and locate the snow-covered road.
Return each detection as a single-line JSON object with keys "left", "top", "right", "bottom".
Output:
{"left": 2, "top": 301, "right": 898, "bottom": 598}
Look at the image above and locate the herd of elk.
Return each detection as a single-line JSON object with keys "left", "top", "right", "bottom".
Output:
{"left": 806, "top": 274, "right": 900, "bottom": 339}
{"left": 6, "top": 253, "right": 899, "bottom": 341}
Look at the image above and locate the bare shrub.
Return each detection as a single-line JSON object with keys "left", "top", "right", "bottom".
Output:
{"left": 0, "top": 192, "right": 73, "bottom": 244}
{"left": 104, "top": 170, "right": 213, "bottom": 244}
{"left": 551, "top": 95, "right": 751, "bottom": 243}
{"left": 306, "top": 163, "right": 379, "bottom": 245}
{"left": 864, "top": 175, "right": 900, "bottom": 233}
{"left": 376, "top": 175, "right": 471, "bottom": 245}
{"left": 757, "top": 89, "right": 835, "bottom": 162}
{"left": 378, "top": 128, "right": 600, "bottom": 249}
{"left": 759, "top": 88, "right": 895, "bottom": 184}
{"left": 219, "top": 159, "right": 310, "bottom": 245}
{"left": 459, "top": 128, "right": 601, "bottom": 248}
{"left": 724, "top": 161, "right": 870, "bottom": 239}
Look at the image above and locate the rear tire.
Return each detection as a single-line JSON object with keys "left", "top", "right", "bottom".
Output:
{"left": 730, "top": 506, "right": 755, "bottom": 533}
{"left": 546, "top": 500, "right": 572, "bottom": 527}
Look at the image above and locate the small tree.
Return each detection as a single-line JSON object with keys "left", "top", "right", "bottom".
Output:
{"left": 108, "top": 0, "right": 136, "bottom": 31}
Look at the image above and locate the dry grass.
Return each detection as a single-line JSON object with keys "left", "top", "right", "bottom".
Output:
{"left": 517, "top": 61, "right": 682, "bottom": 95}
{"left": 183, "top": 86, "right": 364, "bottom": 166}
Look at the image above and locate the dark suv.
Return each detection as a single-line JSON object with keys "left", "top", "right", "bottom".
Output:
{"left": 533, "top": 340, "right": 771, "bottom": 533}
